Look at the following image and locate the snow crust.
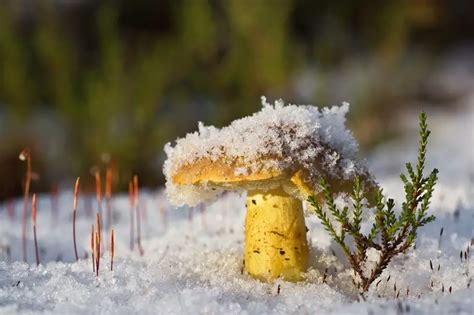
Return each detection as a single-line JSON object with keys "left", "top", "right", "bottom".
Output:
{"left": 164, "top": 97, "right": 368, "bottom": 207}
{"left": 0, "top": 101, "right": 472, "bottom": 315}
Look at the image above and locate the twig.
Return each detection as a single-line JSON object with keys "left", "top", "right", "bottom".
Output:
{"left": 129, "top": 181, "right": 134, "bottom": 251}
{"left": 110, "top": 229, "right": 115, "bottom": 271}
{"left": 322, "top": 268, "right": 328, "bottom": 284}
{"left": 32, "top": 193, "right": 40, "bottom": 266}
{"left": 95, "top": 231, "right": 100, "bottom": 277}
{"left": 95, "top": 170, "right": 102, "bottom": 217}
{"left": 105, "top": 167, "right": 113, "bottom": 250}
{"left": 134, "top": 175, "right": 144, "bottom": 256}
{"left": 96, "top": 212, "right": 101, "bottom": 253}
{"left": 91, "top": 224, "right": 95, "bottom": 273}
{"left": 73, "top": 177, "right": 80, "bottom": 261}
{"left": 94, "top": 170, "right": 103, "bottom": 250}
{"left": 94, "top": 213, "right": 102, "bottom": 277}
{"left": 19, "top": 148, "right": 32, "bottom": 263}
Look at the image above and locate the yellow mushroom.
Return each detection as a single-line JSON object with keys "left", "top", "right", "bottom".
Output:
{"left": 163, "top": 97, "right": 376, "bottom": 282}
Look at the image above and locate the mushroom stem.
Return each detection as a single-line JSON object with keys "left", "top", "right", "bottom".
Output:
{"left": 244, "top": 187, "right": 309, "bottom": 282}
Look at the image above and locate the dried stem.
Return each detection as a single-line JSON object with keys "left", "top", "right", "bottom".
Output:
{"left": 19, "top": 148, "right": 31, "bottom": 263}
{"left": 32, "top": 193, "right": 40, "bottom": 266}
{"left": 94, "top": 213, "right": 102, "bottom": 277}
{"left": 73, "top": 177, "right": 80, "bottom": 261}
{"left": 129, "top": 181, "right": 135, "bottom": 251}
{"left": 134, "top": 175, "right": 144, "bottom": 256}
{"left": 95, "top": 231, "right": 100, "bottom": 277}
{"left": 110, "top": 229, "right": 115, "bottom": 271}
{"left": 91, "top": 224, "right": 95, "bottom": 273}
{"left": 94, "top": 170, "right": 103, "bottom": 249}
{"left": 95, "top": 170, "right": 102, "bottom": 215}
{"left": 105, "top": 167, "right": 113, "bottom": 249}
{"left": 96, "top": 212, "right": 101, "bottom": 250}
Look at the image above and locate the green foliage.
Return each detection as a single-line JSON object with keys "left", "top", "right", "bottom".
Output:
{"left": 0, "top": 1, "right": 460, "bottom": 193}
{"left": 0, "top": 1, "right": 294, "bottom": 190}
{"left": 308, "top": 112, "right": 438, "bottom": 294}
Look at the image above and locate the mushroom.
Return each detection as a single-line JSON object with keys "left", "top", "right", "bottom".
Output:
{"left": 163, "top": 97, "right": 376, "bottom": 282}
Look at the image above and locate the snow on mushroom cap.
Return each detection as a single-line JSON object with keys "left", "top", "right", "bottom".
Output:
{"left": 163, "top": 97, "right": 368, "bottom": 207}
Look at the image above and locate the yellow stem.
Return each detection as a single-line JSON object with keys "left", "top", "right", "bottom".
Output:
{"left": 244, "top": 187, "right": 309, "bottom": 282}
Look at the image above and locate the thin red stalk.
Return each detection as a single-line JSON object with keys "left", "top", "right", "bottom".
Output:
{"left": 91, "top": 224, "right": 95, "bottom": 273}
{"left": 129, "top": 182, "right": 134, "bottom": 251}
{"left": 32, "top": 194, "right": 40, "bottom": 266}
{"left": 95, "top": 231, "right": 100, "bottom": 277}
{"left": 134, "top": 175, "right": 144, "bottom": 256}
{"left": 73, "top": 177, "right": 80, "bottom": 261}
{"left": 95, "top": 171, "right": 105, "bottom": 252}
{"left": 110, "top": 229, "right": 115, "bottom": 271}
{"left": 19, "top": 149, "right": 31, "bottom": 263}
{"left": 96, "top": 212, "right": 101, "bottom": 248}
{"left": 105, "top": 167, "right": 113, "bottom": 250}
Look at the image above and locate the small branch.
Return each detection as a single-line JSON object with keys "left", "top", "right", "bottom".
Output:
{"left": 94, "top": 170, "right": 103, "bottom": 251}
{"left": 308, "top": 112, "right": 437, "bottom": 294}
{"left": 105, "top": 167, "right": 113, "bottom": 250}
{"left": 73, "top": 177, "right": 80, "bottom": 261}
{"left": 19, "top": 148, "right": 32, "bottom": 263}
{"left": 110, "top": 229, "right": 115, "bottom": 271}
{"left": 129, "top": 181, "right": 135, "bottom": 251}
{"left": 95, "top": 170, "right": 102, "bottom": 216}
{"left": 95, "top": 231, "right": 100, "bottom": 277}
{"left": 32, "top": 193, "right": 40, "bottom": 267}
{"left": 94, "top": 213, "right": 102, "bottom": 277}
{"left": 96, "top": 212, "right": 101, "bottom": 249}
{"left": 91, "top": 224, "right": 95, "bottom": 273}
{"left": 134, "top": 175, "right": 144, "bottom": 256}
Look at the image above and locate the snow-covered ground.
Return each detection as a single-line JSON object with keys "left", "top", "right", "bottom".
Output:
{"left": 0, "top": 100, "right": 472, "bottom": 314}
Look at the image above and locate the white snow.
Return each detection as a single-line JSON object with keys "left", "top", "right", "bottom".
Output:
{"left": 0, "top": 100, "right": 472, "bottom": 314}
{"left": 164, "top": 97, "right": 369, "bottom": 207}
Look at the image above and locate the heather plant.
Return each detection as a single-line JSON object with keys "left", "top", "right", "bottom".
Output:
{"left": 308, "top": 112, "right": 438, "bottom": 294}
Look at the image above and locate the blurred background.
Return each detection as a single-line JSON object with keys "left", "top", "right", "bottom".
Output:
{"left": 0, "top": 0, "right": 473, "bottom": 199}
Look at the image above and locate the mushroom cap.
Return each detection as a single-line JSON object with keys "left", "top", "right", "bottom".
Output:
{"left": 163, "top": 97, "right": 376, "bottom": 207}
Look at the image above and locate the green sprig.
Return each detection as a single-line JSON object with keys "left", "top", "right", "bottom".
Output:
{"left": 307, "top": 111, "right": 438, "bottom": 294}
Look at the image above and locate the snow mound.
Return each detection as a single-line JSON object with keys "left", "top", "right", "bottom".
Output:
{"left": 164, "top": 97, "right": 368, "bottom": 207}
{"left": 0, "top": 103, "right": 472, "bottom": 314}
